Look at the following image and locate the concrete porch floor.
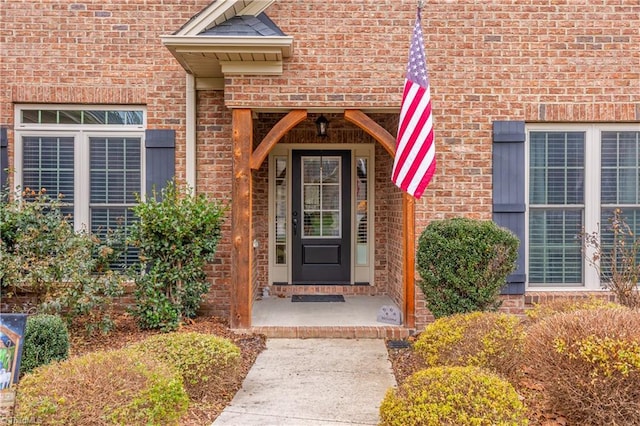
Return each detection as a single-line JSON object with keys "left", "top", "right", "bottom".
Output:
{"left": 250, "top": 295, "right": 411, "bottom": 339}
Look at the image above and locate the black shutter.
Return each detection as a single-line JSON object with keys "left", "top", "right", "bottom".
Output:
{"left": 145, "top": 129, "right": 175, "bottom": 199}
{"left": 1, "top": 126, "right": 8, "bottom": 191}
{"left": 492, "top": 121, "right": 526, "bottom": 295}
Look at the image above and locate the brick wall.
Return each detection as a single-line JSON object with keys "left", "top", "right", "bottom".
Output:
{"left": 223, "top": 0, "right": 639, "bottom": 234}
{"left": 2, "top": 0, "right": 638, "bottom": 326}
{"left": 194, "top": 90, "right": 233, "bottom": 317}
{"left": 0, "top": 0, "right": 219, "bottom": 181}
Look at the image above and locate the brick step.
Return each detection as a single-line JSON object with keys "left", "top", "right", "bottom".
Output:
{"left": 251, "top": 325, "right": 411, "bottom": 339}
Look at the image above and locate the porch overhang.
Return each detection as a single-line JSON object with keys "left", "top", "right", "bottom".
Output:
{"left": 229, "top": 109, "right": 416, "bottom": 330}
{"left": 161, "top": 35, "right": 294, "bottom": 80}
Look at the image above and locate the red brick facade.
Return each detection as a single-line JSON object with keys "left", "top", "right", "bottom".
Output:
{"left": 1, "top": 1, "right": 638, "bottom": 330}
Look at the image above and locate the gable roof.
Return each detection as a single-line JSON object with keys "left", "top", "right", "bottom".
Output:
{"left": 200, "top": 14, "right": 285, "bottom": 37}
{"left": 161, "top": 0, "right": 293, "bottom": 82}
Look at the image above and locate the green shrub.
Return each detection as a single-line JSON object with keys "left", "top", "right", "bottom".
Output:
{"left": 379, "top": 366, "right": 528, "bottom": 426}
{"left": 416, "top": 218, "right": 519, "bottom": 318}
{"left": 0, "top": 188, "right": 124, "bottom": 332}
{"left": 128, "top": 182, "right": 227, "bottom": 330}
{"left": 525, "top": 296, "right": 625, "bottom": 323}
{"left": 21, "top": 314, "right": 69, "bottom": 374}
{"left": 15, "top": 348, "right": 189, "bottom": 425}
{"left": 413, "top": 312, "right": 525, "bottom": 380}
{"left": 129, "top": 332, "right": 241, "bottom": 400}
{"left": 525, "top": 308, "right": 640, "bottom": 425}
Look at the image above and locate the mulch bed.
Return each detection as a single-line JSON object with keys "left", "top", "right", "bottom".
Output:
{"left": 5, "top": 315, "right": 571, "bottom": 425}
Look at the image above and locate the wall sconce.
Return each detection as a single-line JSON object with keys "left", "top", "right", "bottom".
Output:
{"left": 315, "top": 115, "right": 329, "bottom": 137}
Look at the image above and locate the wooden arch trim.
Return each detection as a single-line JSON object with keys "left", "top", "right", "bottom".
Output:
{"left": 344, "top": 109, "right": 415, "bottom": 329}
{"left": 250, "top": 109, "right": 307, "bottom": 170}
{"left": 344, "top": 109, "right": 396, "bottom": 157}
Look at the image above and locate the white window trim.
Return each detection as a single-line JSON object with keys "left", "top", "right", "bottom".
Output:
{"left": 525, "top": 122, "right": 640, "bottom": 291}
{"left": 14, "top": 105, "right": 146, "bottom": 233}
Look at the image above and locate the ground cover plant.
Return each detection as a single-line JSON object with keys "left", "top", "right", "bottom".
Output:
{"left": 413, "top": 311, "right": 525, "bottom": 381}
{"left": 379, "top": 366, "right": 528, "bottom": 426}
{"left": 416, "top": 218, "right": 519, "bottom": 318}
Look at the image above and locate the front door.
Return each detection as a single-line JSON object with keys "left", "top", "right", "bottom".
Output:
{"left": 291, "top": 150, "right": 351, "bottom": 284}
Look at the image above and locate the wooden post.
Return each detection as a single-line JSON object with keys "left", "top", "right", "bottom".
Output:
{"left": 403, "top": 193, "right": 416, "bottom": 329}
{"left": 231, "top": 109, "right": 253, "bottom": 329}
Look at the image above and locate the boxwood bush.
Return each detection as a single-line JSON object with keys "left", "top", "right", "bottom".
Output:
{"left": 379, "top": 366, "right": 528, "bottom": 426}
{"left": 129, "top": 332, "right": 241, "bottom": 400}
{"left": 15, "top": 348, "right": 189, "bottom": 425}
{"left": 416, "top": 218, "right": 519, "bottom": 318}
{"left": 21, "top": 314, "right": 69, "bottom": 374}
{"left": 413, "top": 311, "right": 525, "bottom": 380}
{"left": 525, "top": 308, "right": 640, "bottom": 425}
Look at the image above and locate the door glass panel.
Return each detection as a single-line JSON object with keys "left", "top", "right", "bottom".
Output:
{"left": 356, "top": 157, "right": 369, "bottom": 265}
{"left": 302, "top": 156, "right": 341, "bottom": 238}
{"left": 322, "top": 211, "right": 340, "bottom": 236}
{"left": 303, "top": 158, "right": 321, "bottom": 183}
{"left": 274, "top": 156, "right": 287, "bottom": 264}
{"left": 322, "top": 158, "right": 340, "bottom": 183}
{"left": 303, "top": 185, "right": 320, "bottom": 209}
{"left": 322, "top": 185, "right": 340, "bottom": 210}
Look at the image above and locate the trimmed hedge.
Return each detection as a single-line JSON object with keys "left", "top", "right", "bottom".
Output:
{"left": 129, "top": 332, "right": 241, "bottom": 400}
{"left": 416, "top": 218, "right": 519, "bottom": 318}
{"left": 15, "top": 349, "right": 189, "bottom": 425}
{"left": 413, "top": 311, "right": 525, "bottom": 380}
{"left": 525, "top": 296, "right": 624, "bottom": 323}
{"left": 379, "top": 366, "right": 528, "bottom": 426}
{"left": 21, "top": 314, "right": 69, "bottom": 374}
{"left": 525, "top": 308, "right": 640, "bottom": 425}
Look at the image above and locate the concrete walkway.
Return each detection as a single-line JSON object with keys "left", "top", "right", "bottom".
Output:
{"left": 212, "top": 339, "right": 397, "bottom": 426}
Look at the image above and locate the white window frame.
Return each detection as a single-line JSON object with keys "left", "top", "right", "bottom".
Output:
{"left": 525, "top": 123, "right": 640, "bottom": 291}
{"left": 14, "top": 105, "right": 146, "bottom": 232}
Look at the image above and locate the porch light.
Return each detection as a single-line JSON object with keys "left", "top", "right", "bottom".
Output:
{"left": 315, "top": 115, "right": 329, "bottom": 137}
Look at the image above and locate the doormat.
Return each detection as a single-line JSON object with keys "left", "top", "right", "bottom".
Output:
{"left": 291, "top": 294, "right": 345, "bottom": 302}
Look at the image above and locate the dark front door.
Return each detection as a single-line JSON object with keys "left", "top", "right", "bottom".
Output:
{"left": 292, "top": 150, "right": 351, "bottom": 284}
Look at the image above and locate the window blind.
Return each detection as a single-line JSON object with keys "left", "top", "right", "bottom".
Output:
{"left": 529, "top": 131, "right": 585, "bottom": 286}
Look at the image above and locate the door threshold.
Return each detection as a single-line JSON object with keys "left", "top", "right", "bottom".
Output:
{"left": 273, "top": 282, "right": 370, "bottom": 286}
{"left": 269, "top": 284, "right": 378, "bottom": 297}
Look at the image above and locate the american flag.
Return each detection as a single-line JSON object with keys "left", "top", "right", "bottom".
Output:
{"left": 392, "top": 8, "right": 435, "bottom": 199}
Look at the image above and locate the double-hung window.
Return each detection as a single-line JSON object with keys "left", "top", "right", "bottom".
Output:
{"left": 14, "top": 106, "right": 146, "bottom": 266}
{"left": 527, "top": 124, "right": 640, "bottom": 289}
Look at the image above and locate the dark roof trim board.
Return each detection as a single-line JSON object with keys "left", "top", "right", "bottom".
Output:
{"left": 176, "top": 0, "right": 276, "bottom": 36}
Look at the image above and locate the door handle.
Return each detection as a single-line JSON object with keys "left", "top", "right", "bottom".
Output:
{"left": 293, "top": 218, "right": 298, "bottom": 236}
